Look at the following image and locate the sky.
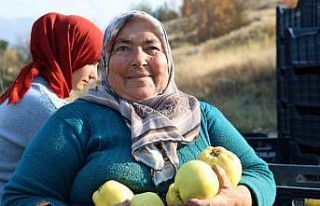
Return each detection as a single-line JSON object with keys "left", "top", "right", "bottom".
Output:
{"left": 0, "top": 0, "right": 182, "bottom": 45}
{"left": 0, "top": 0, "right": 182, "bottom": 26}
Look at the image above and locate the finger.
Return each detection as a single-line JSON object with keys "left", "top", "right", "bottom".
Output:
{"left": 115, "top": 199, "right": 130, "bottom": 206}
{"left": 212, "top": 165, "right": 232, "bottom": 189}
{"left": 187, "top": 198, "right": 206, "bottom": 206}
{"left": 187, "top": 197, "right": 224, "bottom": 206}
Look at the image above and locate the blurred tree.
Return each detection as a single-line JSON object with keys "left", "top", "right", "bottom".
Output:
{"left": 0, "top": 39, "right": 8, "bottom": 53}
{"left": 181, "top": 0, "right": 248, "bottom": 42}
{"left": 0, "top": 49, "right": 23, "bottom": 94}
{"left": 153, "top": 3, "right": 179, "bottom": 21}
{"left": 1, "top": 49, "right": 22, "bottom": 69}
{"left": 130, "top": 1, "right": 179, "bottom": 22}
{"left": 15, "top": 37, "right": 32, "bottom": 64}
{"left": 0, "top": 38, "right": 30, "bottom": 94}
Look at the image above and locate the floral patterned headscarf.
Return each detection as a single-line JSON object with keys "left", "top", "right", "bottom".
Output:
{"left": 81, "top": 10, "right": 201, "bottom": 185}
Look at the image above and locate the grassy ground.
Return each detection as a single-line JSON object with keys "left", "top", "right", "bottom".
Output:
{"left": 172, "top": 8, "right": 277, "bottom": 134}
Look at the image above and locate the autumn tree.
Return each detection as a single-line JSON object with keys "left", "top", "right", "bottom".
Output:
{"left": 182, "top": 0, "right": 247, "bottom": 42}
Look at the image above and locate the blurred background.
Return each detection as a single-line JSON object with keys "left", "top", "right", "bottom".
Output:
{"left": 0, "top": 0, "right": 278, "bottom": 135}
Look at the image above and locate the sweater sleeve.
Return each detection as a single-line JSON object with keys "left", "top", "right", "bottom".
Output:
{"left": 201, "top": 102, "right": 276, "bottom": 206}
{"left": 1, "top": 107, "right": 88, "bottom": 206}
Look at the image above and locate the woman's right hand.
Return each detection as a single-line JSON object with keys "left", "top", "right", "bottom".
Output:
{"left": 115, "top": 199, "right": 131, "bottom": 206}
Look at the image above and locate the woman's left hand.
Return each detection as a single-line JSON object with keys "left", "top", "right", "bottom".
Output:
{"left": 186, "top": 165, "right": 252, "bottom": 206}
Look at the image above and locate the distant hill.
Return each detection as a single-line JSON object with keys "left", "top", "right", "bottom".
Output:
{"left": 0, "top": 17, "right": 34, "bottom": 47}
{"left": 169, "top": 2, "right": 278, "bottom": 133}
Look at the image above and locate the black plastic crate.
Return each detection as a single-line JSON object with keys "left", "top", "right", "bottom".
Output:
{"left": 274, "top": 186, "right": 320, "bottom": 206}
{"left": 276, "top": 70, "right": 289, "bottom": 103}
{"left": 299, "top": 0, "right": 320, "bottom": 27}
{"left": 277, "top": 27, "right": 320, "bottom": 69}
{"left": 269, "top": 163, "right": 320, "bottom": 188}
{"left": 276, "top": 43, "right": 289, "bottom": 69}
{"left": 277, "top": 7, "right": 300, "bottom": 39}
{"left": 277, "top": 40, "right": 290, "bottom": 69}
{"left": 289, "top": 105, "right": 320, "bottom": 147}
{"left": 276, "top": 7, "right": 299, "bottom": 69}
{"left": 270, "top": 163, "right": 320, "bottom": 205}
{"left": 277, "top": 1, "right": 320, "bottom": 38}
{"left": 277, "top": 102, "right": 290, "bottom": 137}
{"left": 287, "top": 27, "right": 320, "bottom": 67}
{"left": 288, "top": 69, "right": 320, "bottom": 107}
{"left": 289, "top": 141, "right": 320, "bottom": 165}
{"left": 246, "top": 137, "right": 290, "bottom": 163}
{"left": 241, "top": 132, "right": 268, "bottom": 138}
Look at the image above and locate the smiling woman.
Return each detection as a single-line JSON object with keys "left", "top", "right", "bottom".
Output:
{"left": 1, "top": 10, "right": 276, "bottom": 206}
{"left": 108, "top": 17, "right": 169, "bottom": 101}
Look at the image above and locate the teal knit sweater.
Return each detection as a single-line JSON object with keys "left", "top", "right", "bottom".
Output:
{"left": 1, "top": 100, "right": 276, "bottom": 206}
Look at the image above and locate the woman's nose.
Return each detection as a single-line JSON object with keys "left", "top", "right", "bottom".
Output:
{"left": 131, "top": 47, "right": 148, "bottom": 66}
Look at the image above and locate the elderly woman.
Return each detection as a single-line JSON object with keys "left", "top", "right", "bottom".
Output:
{"left": 1, "top": 11, "right": 276, "bottom": 206}
{"left": 0, "top": 12, "right": 102, "bottom": 202}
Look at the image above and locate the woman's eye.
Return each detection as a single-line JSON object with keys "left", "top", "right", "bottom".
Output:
{"left": 146, "top": 46, "right": 160, "bottom": 53}
{"left": 116, "top": 46, "right": 129, "bottom": 52}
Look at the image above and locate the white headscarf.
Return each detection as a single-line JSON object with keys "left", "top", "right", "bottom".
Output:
{"left": 81, "top": 10, "right": 201, "bottom": 185}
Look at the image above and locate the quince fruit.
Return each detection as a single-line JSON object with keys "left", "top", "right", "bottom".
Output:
{"left": 198, "top": 146, "right": 242, "bottom": 187}
{"left": 131, "top": 192, "right": 164, "bottom": 206}
{"left": 166, "top": 183, "right": 184, "bottom": 206}
{"left": 305, "top": 198, "right": 320, "bottom": 206}
{"left": 172, "top": 160, "right": 219, "bottom": 204}
{"left": 92, "top": 180, "right": 134, "bottom": 206}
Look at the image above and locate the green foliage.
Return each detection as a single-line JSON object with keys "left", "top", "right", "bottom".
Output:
{"left": 0, "top": 39, "right": 8, "bottom": 52}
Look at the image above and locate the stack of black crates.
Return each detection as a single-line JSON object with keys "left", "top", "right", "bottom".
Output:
{"left": 277, "top": 0, "right": 320, "bottom": 165}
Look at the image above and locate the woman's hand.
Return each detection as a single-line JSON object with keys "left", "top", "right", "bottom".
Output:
{"left": 115, "top": 199, "right": 131, "bottom": 206}
{"left": 187, "top": 165, "right": 252, "bottom": 206}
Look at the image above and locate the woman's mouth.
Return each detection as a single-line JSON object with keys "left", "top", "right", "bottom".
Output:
{"left": 128, "top": 74, "right": 151, "bottom": 79}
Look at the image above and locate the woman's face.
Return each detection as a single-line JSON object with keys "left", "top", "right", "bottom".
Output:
{"left": 72, "top": 63, "right": 98, "bottom": 91}
{"left": 108, "top": 18, "right": 169, "bottom": 101}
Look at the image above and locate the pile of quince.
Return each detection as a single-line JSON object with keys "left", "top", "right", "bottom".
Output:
{"left": 92, "top": 180, "right": 164, "bottom": 206}
{"left": 166, "top": 146, "right": 242, "bottom": 205}
{"left": 92, "top": 146, "right": 242, "bottom": 206}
